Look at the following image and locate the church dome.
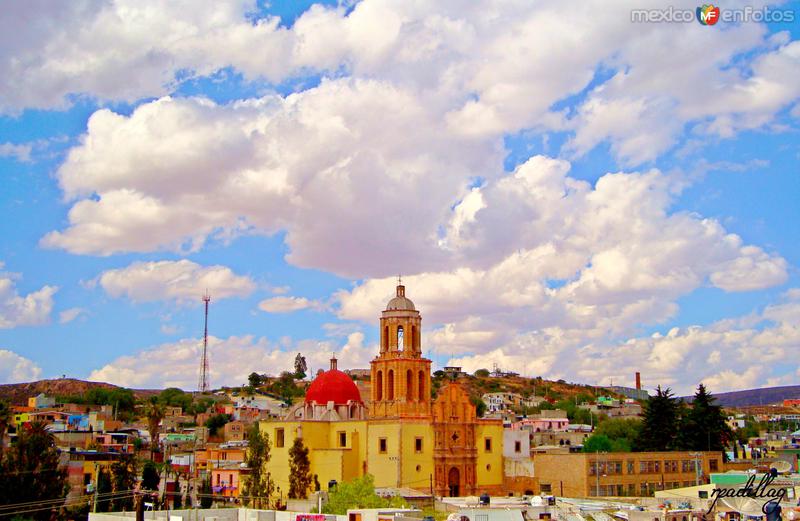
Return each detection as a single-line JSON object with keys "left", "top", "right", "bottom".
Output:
{"left": 305, "top": 358, "right": 362, "bottom": 405}
{"left": 386, "top": 283, "right": 415, "bottom": 311}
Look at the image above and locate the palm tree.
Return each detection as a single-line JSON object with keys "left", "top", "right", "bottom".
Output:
{"left": 0, "top": 400, "right": 10, "bottom": 452}
{"left": 146, "top": 398, "right": 165, "bottom": 459}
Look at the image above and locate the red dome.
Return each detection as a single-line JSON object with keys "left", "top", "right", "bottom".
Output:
{"left": 305, "top": 369, "right": 362, "bottom": 404}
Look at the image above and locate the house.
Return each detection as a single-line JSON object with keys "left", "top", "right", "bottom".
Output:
{"left": 28, "top": 393, "right": 56, "bottom": 409}
{"left": 511, "top": 410, "right": 570, "bottom": 432}
{"left": 224, "top": 420, "right": 247, "bottom": 442}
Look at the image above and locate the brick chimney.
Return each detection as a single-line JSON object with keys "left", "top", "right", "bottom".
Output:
{"left": 635, "top": 372, "right": 641, "bottom": 390}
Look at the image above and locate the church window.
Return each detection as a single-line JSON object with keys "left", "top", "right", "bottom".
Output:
{"left": 388, "top": 370, "right": 395, "bottom": 400}
{"left": 338, "top": 431, "right": 346, "bottom": 447}
{"left": 376, "top": 371, "right": 383, "bottom": 401}
{"left": 418, "top": 370, "right": 425, "bottom": 400}
{"left": 406, "top": 370, "right": 413, "bottom": 401}
{"left": 415, "top": 437, "right": 423, "bottom": 453}
{"left": 275, "top": 428, "right": 284, "bottom": 448}
{"left": 484, "top": 437, "right": 492, "bottom": 452}
{"left": 397, "top": 326, "right": 404, "bottom": 350}
{"left": 379, "top": 438, "right": 387, "bottom": 453}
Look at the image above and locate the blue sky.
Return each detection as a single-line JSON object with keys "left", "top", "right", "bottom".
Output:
{"left": 0, "top": 0, "right": 798, "bottom": 394}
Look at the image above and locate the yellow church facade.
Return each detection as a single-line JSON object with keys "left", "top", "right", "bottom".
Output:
{"left": 259, "top": 283, "right": 505, "bottom": 497}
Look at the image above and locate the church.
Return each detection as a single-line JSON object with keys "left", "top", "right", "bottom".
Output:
{"left": 260, "top": 283, "right": 505, "bottom": 497}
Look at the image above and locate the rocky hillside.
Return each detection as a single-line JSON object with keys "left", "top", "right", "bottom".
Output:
{"left": 0, "top": 378, "right": 159, "bottom": 405}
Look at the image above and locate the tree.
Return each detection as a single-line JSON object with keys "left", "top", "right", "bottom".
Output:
{"left": 583, "top": 433, "right": 631, "bottom": 453}
{"left": 0, "top": 399, "right": 9, "bottom": 452}
{"left": 583, "top": 434, "right": 614, "bottom": 453}
{"left": 294, "top": 354, "right": 308, "bottom": 379}
{"left": 95, "top": 467, "right": 113, "bottom": 512}
{"left": 248, "top": 372, "right": 263, "bottom": 388}
{"left": 141, "top": 460, "right": 160, "bottom": 491}
{"left": 685, "top": 384, "right": 733, "bottom": 459}
{"left": 145, "top": 398, "right": 165, "bottom": 456}
{"left": 474, "top": 368, "right": 490, "bottom": 378}
{"left": 157, "top": 388, "right": 193, "bottom": 411}
{"left": 205, "top": 413, "right": 231, "bottom": 437}
{"left": 637, "top": 386, "right": 681, "bottom": 451}
{"left": 110, "top": 454, "right": 136, "bottom": 511}
{"left": 470, "top": 396, "right": 487, "bottom": 417}
{"left": 593, "top": 418, "right": 642, "bottom": 452}
{"left": 288, "top": 437, "right": 312, "bottom": 499}
{"left": 199, "top": 476, "right": 213, "bottom": 508}
{"left": 0, "top": 421, "right": 69, "bottom": 520}
{"left": 241, "top": 424, "right": 275, "bottom": 509}
{"left": 322, "top": 475, "right": 407, "bottom": 515}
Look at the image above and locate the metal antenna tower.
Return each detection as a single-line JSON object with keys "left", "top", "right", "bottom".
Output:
{"left": 198, "top": 292, "right": 211, "bottom": 393}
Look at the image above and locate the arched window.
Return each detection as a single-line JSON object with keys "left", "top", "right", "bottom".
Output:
{"left": 411, "top": 325, "right": 417, "bottom": 351}
{"left": 418, "top": 370, "right": 425, "bottom": 401}
{"left": 388, "top": 370, "right": 395, "bottom": 400}
{"left": 383, "top": 326, "right": 389, "bottom": 351}
{"left": 397, "top": 326, "right": 404, "bottom": 351}
{"left": 406, "top": 369, "right": 413, "bottom": 401}
{"left": 376, "top": 370, "right": 383, "bottom": 401}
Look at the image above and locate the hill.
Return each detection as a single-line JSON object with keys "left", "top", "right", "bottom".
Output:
{"left": 0, "top": 378, "right": 160, "bottom": 405}
{"left": 702, "top": 385, "right": 800, "bottom": 408}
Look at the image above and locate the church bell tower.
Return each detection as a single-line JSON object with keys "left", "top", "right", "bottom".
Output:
{"left": 369, "top": 282, "right": 432, "bottom": 418}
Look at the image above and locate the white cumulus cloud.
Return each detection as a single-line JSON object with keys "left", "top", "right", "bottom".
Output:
{"left": 0, "top": 350, "right": 42, "bottom": 383}
{"left": 94, "top": 259, "right": 255, "bottom": 304}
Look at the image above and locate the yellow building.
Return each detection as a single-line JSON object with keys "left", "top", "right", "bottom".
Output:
{"left": 260, "top": 283, "right": 504, "bottom": 497}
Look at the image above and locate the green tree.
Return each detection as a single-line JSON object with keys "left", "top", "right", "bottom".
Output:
{"left": 593, "top": 418, "right": 642, "bottom": 451}
{"left": 294, "top": 353, "right": 308, "bottom": 379}
{"left": 322, "top": 475, "right": 407, "bottom": 515}
{"left": 583, "top": 434, "right": 631, "bottom": 453}
{"left": 0, "top": 421, "right": 69, "bottom": 520}
{"left": 248, "top": 372, "right": 263, "bottom": 388}
{"left": 0, "top": 399, "right": 9, "bottom": 452}
{"left": 470, "top": 396, "right": 487, "bottom": 417}
{"left": 157, "top": 388, "right": 193, "bottom": 410}
{"left": 145, "top": 398, "right": 165, "bottom": 456}
{"left": 637, "top": 386, "right": 681, "bottom": 451}
{"left": 685, "top": 384, "right": 733, "bottom": 459}
{"left": 288, "top": 436, "right": 313, "bottom": 499}
{"left": 269, "top": 372, "right": 304, "bottom": 404}
{"left": 241, "top": 424, "right": 275, "bottom": 509}
{"left": 205, "top": 413, "right": 231, "bottom": 437}
{"left": 95, "top": 467, "right": 113, "bottom": 512}
{"left": 141, "top": 460, "right": 160, "bottom": 491}
{"left": 110, "top": 454, "right": 136, "bottom": 511}
{"left": 474, "top": 368, "right": 490, "bottom": 378}
{"left": 199, "top": 476, "right": 213, "bottom": 508}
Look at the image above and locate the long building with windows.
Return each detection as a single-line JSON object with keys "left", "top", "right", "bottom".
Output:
{"left": 259, "top": 283, "right": 505, "bottom": 497}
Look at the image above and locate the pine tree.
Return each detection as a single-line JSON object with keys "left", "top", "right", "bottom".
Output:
{"left": 685, "top": 384, "right": 733, "bottom": 459}
{"left": 242, "top": 424, "right": 275, "bottom": 509}
{"left": 637, "top": 386, "right": 681, "bottom": 451}
{"left": 199, "top": 476, "right": 213, "bottom": 508}
{"left": 96, "top": 468, "right": 113, "bottom": 512}
{"left": 288, "top": 436, "right": 312, "bottom": 499}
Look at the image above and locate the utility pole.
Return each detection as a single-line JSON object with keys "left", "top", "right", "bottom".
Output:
{"left": 93, "top": 463, "right": 99, "bottom": 513}
{"left": 430, "top": 474, "right": 434, "bottom": 510}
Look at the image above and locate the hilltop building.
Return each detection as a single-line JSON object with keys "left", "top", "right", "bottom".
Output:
{"left": 259, "top": 283, "right": 505, "bottom": 497}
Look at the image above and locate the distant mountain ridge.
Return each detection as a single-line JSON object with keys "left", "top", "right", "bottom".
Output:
{"left": 684, "top": 385, "right": 800, "bottom": 407}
